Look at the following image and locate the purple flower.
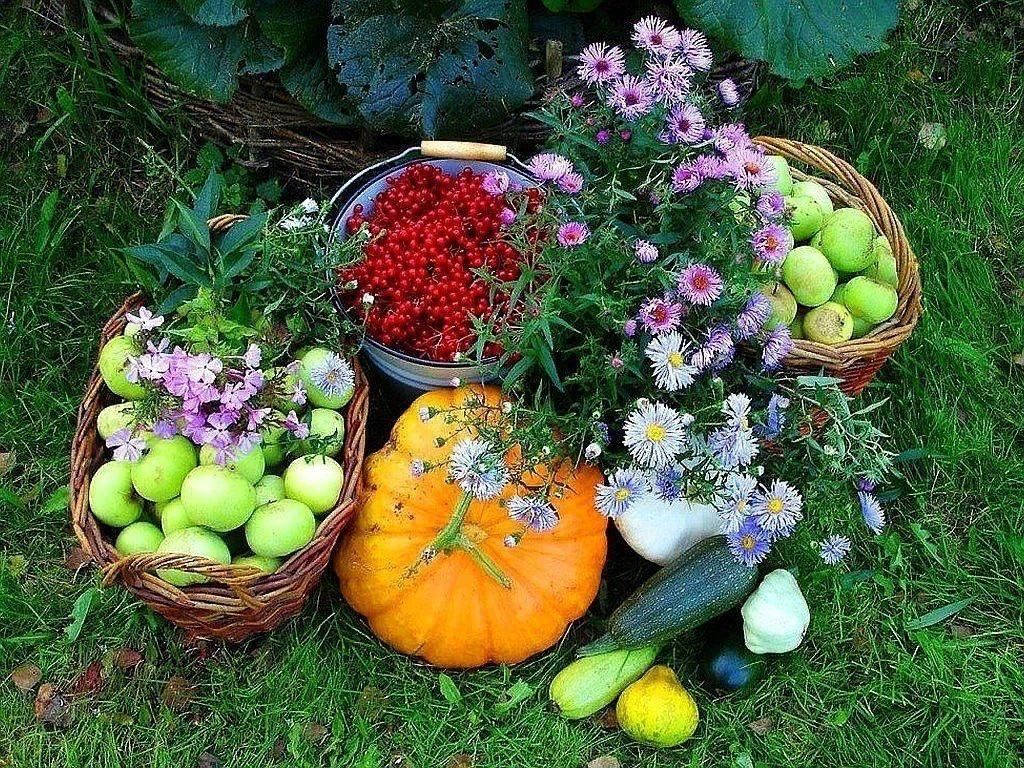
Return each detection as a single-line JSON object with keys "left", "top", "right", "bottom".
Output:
{"left": 506, "top": 495, "right": 559, "bottom": 532}
{"left": 499, "top": 207, "right": 517, "bottom": 226}
{"left": 634, "top": 239, "right": 659, "bottom": 264}
{"left": 135, "top": 351, "right": 169, "bottom": 381}
{"left": 752, "top": 479, "right": 803, "bottom": 535}
{"left": 652, "top": 464, "right": 686, "bottom": 502}
{"left": 623, "top": 319, "right": 638, "bottom": 338}
{"left": 670, "top": 162, "right": 703, "bottom": 194}
{"left": 290, "top": 380, "right": 307, "bottom": 405}
{"left": 243, "top": 344, "right": 262, "bottom": 369}
{"left": 203, "top": 409, "right": 237, "bottom": 450}
{"left": 220, "top": 382, "right": 252, "bottom": 411}
{"left": 644, "top": 55, "right": 692, "bottom": 104}
{"left": 527, "top": 152, "right": 573, "bottom": 182}
{"left": 820, "top": 534, "right": 852, "bottom": 565}
{"left": 577, "top": 42, "right": 626, "bottom": 85}
{"left": 246, "top": 407, "right": 272, "bottom": 431}
{"left": 106, "top": 428, "right": 147, "bottom": 462}
{"left": 619, "top": 129, "right": 632, "bottom": 143}
{"left": 243, "top": 369, "right": 265, "bottom": 392}
{"left": 608, "top": 75, "right": 655, "bottom": 121}
{"left": 708, "top": 421, "right": 758, "bottom": 470}
{"left": 595, "top": 128, "right": 612, "bottom": 145}
{"left": 728, "top": 518, "right": 771, "bottom": 567}
{"left": 751, "top": 223, "right": 794, "bottom": 265}
{"left": 727, "top": 147, "right": 778, "bottom": 190}
{"left": 678, "top": 28, "right": 713, "bottom": 71}
{"left": 859, "top": 490, "right": 887, "bottom": 534}
{"left": 595, "top": 467, "right": 648, "bottom": 518}
{"left": 557, "top": 222, "right": 590, "bottom": 248}
{"left": 677, "top": 263, "right": 723, "bottom": 306}
{"left": 124, "top": 306, "right": 164, "bottom": 333}
{"left": 736, "top": 293, "right": 773, "bottom": 339}
{"left": 761, "top": 325, "right": 794, "bottom": 371}
{"left": 691, "top": 326, "right": 735, "bottom": 372}
{"left": 694, "top": 154, "right": 729, "bottom": 181}
{"left": 557, "top": 171, "right": 584, "bottom": 195}
{"left": 757, "top": 190, "right": 786, "bottom": 220}
{"left": 713, "top": 123, "right": 752, "bottom": 154}
{"left": 482, "top": 171, "right": 510, "bottom": 196}
{"left": 663, "top": 104, "right": 705, "bottom": 145}
{"left": 569, "top": 92, "right": 587, "bottom": 108}
{"left": 638, "top": 297, "right": 683, "bottom": 334}
{"left": 718, "top": 77, "right": 741, "bottom": 107}
{"left": 187, "top": 353, "right": 222, "bottom": 385}
{"left": 152, "top": 419, "right": 177, "bottom": 439}
{"left": 756, "top": 393, "right": 790, "bottom": 439}
{"left": 632, "top": 16, "right": 681, "bottom": 54}
{"left": 282, "top": 410, "right": 309, "bottom": 439}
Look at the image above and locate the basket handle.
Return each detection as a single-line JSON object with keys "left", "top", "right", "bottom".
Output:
{"left": 420, "top": 140, "right": 507, "bottom": 162}
{"left": 102, "top": 551, "right": 265, "bottom": 608}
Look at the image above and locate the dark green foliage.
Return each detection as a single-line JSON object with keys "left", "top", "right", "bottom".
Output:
{"left": 675, "top": 0, "right": 899, "bottom": 82}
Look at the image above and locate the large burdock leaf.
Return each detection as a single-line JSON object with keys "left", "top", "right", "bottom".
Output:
{"left": 675, "top": 0, "right": 899, "bottom": 82}
{"left": 130, "top": 0, "right": 247, "bottom": 102}
{"left": 179, "top": 0, "right": 249, "bottom": 27}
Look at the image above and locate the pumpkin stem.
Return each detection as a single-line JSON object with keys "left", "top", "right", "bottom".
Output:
{"left": 426, "top": 491, "right": 512, "bottom": 590}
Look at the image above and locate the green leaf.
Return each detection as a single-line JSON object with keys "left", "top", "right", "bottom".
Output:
{"left": 240, "top": 25, "right": 285, "bottom": 75}
{"left": 173, "top": 199, "right": 212, "bottom": 254}
{"left": 220, "top": 245, "right": 259, "bottom": 283}
{"left": 157, "top": 284, "right": 199, "bottom": 314}
{"left": 252, "top": 0, "right": 328, "bottom": 61}
{"left": 437, "top": 673, "right": 462, "bottom": 704}
{"left": 531, "top": 337, "right": 562, "bottom": 391}
{"left": 65, "top": 587, "right": 99, "bottom": 642}
{"left": 216, "top": 211, "right": 266, "bottom": 256}
{"left": 494, "top": 679, "right": 534, "bottom": 714}
{"left": 151, "top": 242, "right": 212, "bottom": 287}
{"left": 192, "top": 169, "right": 222, "bottom": 222}
{"left": 40, "top": 487, "right": 70, "bottom": 515}
{"left": 179, "top": 0, "right": 249, "bottom": 26}
{"left": 674, "top": 0, "right": 899, "bottom": 82}
{"left": 906, "top": 598, "right": 973, "bottom": 631}
{"left": 130, "top": 0, "right": 247, "bottom": 102}
{"left": 278, "top": 51, "right": 357, "bottom": 125}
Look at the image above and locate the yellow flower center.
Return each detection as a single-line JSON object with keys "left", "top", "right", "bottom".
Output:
{"left": 667, "top": 352, "right": 684, "bottom": 368}
{"left": 736, "top": 500, "right": 747, "bottom": 514}
{"left": 767, "top": 498, "right": 784, "bottom": 515}
{"left": 645, "top": 424, "right": 667, "bottom": 442}
{"left": 614, "top": 488, "right": 631, "bottom": 502}
{"left": 741, "top": 534, "right": 756, "bottom": 550}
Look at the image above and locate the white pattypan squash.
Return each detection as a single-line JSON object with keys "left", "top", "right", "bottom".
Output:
{"left": 741, "top": 569, "right": 810, "bottom": 654}
{"left": 614, "top": 494, "right": 722, "bottom": 565}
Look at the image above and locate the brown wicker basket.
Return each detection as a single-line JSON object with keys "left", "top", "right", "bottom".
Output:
{"left": 69, "top": 218, "right": 369, "bottom": 642}
{"left": 754, "top": 136, "right": 923, "bottom": 395}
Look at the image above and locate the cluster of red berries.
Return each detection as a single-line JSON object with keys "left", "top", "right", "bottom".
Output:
{"left": 339, "top": 164, "right": 528, "bottom": 362}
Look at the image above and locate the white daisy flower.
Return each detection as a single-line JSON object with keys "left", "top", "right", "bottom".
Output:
{"left": 506, "top": 495, "right": 559, "bottom": 531}
{"left": 714, "top": 473, "right": 758, "bottom": 532}
{"left": 448, "top": 439, "right": 509, "bottom": 500}
{"left": 645, "top": 332, "right": 698, "bottom": 391}
{"left": 594, "top": 467, "right": 648, "bottom": 518}
{"left": 752, "top": 479, "right": 803, "bottom": 534}
{"left": 309, "top": 353, "right": 355, "bottom": 401}
{"left": 623, "top": 400, "right": 692, "bottom": 468}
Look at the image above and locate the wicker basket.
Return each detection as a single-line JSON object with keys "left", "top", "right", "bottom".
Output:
{"left": 754, "top": 136, "right": 923, "bottom": 395}
{"left": 69, "top": 218, "right": 369, "bottom": 642}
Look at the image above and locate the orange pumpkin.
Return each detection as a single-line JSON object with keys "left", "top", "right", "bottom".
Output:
{"left": 334, "top": 385, "right": 608, "bottom": 668}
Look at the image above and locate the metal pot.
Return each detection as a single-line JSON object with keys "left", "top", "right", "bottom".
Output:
{"left": 328, "top": 141, "right": 533, "bottom": 395}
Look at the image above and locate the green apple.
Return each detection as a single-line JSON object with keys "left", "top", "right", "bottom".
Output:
{"left": 160, "top": 497, "right": 192, "bottom": 535}
{"left": 817, "top": 208, "right": 876, "bottom": 273}
{"left": 781, "top": 246, "right": 837, "bottom": 307}
{"left": 131, "top": 436, "right": 197, "bottom": 502}
{"left": 765, "top": 155, "right": 793, "bottom": 195}
{"left": 89, "top": 460, "right": 143, "bottom": 527}
{"left": 291, "top": 408, "right": 346, "bottom": 457}
{"left": 803, "top": 302, "right": 855, "bottom": 344}
{"left": 254, "top": 474, "right": 286, "bottom": 507}
{"left": 851, "top": 315, "right": 875, "bottom": 339}
{"left": 245, "top": 499, "right": 316, "bottom": 558}
{"left": 156, "top": 527, "right": 231, "bottom": 586}
{"left": 791, "top": 179, "right": 834, "bottom": 218}
{"left": 232, "top": 553, "right": 282, "bottom": 575}
{"left": 283, "top": 454, "right": 344, "bottom": 515}
{"left": 199, "top": 443, "right": 265, "bottom": 485}
{"left": 98, "top": 335, "right": 146, "bottom": 400}
{"left": 843, "top": 276, "right": 898, "bottom": 323}
{"left": 759, "top": 283, "right": 797, "bottom": 329}
{"left": 97, "top": 402, "right": 136, "bottom": 440}
{"left": 298, "top": 348, "right": 355, "bottom": 409}
{"left": 115, "top": 521, "right": 164, "bottom": 556}
{"left": 261, "top": 413, "right": 288, "bottom": 467}
{"left": 831, "top": 281, "right": 849, "bottom": 304}
{"left": 789, "top": 315, "right": 805, "bottom": 339}
{"left": 784, "top": 195, "right": 825, "bottom": 241}
{"left": 180, "top": 465, "right": 257, "bottom": 532}
{"left": 864, "top": 236, "right": 899, "bottom": 288}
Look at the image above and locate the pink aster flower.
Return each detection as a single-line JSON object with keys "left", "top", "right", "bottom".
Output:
{"left": 527, "top": 152, "right": 573, "bottom": 182}
{"left": 761, "top": 325, "right": 794, "bottom": 371}
{"left": 499, "top": 207, "right": 517, "bottom": 226}
{"left": 752, "top": 223, "right": 794, "bottom": 265}
{"left": 663, "top": 104, "right": 705, "bottom": 145}
{"left": 757, "top": 190, "right": 786, "bottom": 220}
{"left": 694, "top": 154, "right": 728, "bottom": 181}
{"left": 718, "top": 78, "right": 741, "bottom": 107}
{"left": 608, "top": 75, "right": 655, "bottom": 121}
{"left": 644, "top": 55, "right": 692, "bottom": 104}
{"left": 482, "top": 171, "right": 510, "bottom": 196}
{"left": 728, "top": 147, "right": 778, "bottom": 190}
{"left": 632, "top": 16, "right": 681, "bottom": 54}
{"left": 677, "top": 263, "right": 724, "bottom": 306}
{"left": 634, "top": 239, "right": 659, "bottom": 263}
{"left": 577, "top": 42, "right": 626, "bottom": 85}
{"left": 678, "top": 29, "right": 713, "bottom": 71}
{"left": 736, "top": 293, "right": 773, "bottom": 339}
{"left": 670, "top": 161, "right": 704, "bottom": 194}
{"left": 557, "top": 221, "right": 590, "bottom": 248}
{"left": 713, "top": 123, "right": 752, "bottom": 154}
{"left": 623, "top": 319, "right": 638, "bottom": 337}
{"left": 638, "top": 297, "right": 684, "bottom": 334}
{"left": 595, "top": 128, "right": 612, "bottom": 145}
{"left": 691, "top": 326, "right": 735, "bottom": 372}
{"left": 557, "top": 171, "right": 584, "bottom": 195}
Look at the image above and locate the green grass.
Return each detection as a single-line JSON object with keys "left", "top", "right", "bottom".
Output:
{"left": 2, "top": 3, "right": 1023, "bottom": 766}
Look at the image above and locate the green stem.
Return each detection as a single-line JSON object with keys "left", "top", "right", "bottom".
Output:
{"left": 424, "top": 491, "right": 512, "bottom": 590}
{"left": 457, "top": 534, "right": 513, "bottom": 590}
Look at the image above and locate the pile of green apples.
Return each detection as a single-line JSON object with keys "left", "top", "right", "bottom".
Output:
{"left": 762, "top": 156, "right": 900, "bottom": 345}
{"left": 89, "top": 341, "right": 352, "bottom": 587}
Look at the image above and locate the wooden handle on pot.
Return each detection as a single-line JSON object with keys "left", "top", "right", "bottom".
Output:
{"left": 420, "top": 141, "right": 507, "bottom": 162}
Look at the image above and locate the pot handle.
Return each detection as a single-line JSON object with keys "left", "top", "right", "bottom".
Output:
{"left": 420, "top": 140, "right": 507, "bottom": 162}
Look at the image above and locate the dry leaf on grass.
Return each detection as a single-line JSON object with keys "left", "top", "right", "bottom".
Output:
{"left": 161, "top": 676, "right": 195, "bottom": 710}
{"left": 587, "top": 756, "right": 622, "bottom": 768}
{"left": 11, "top": 664, "right": 41, "bottom": 692}
{"left": 446, "top": 754, "right": 475, "bottom": 768}
{"left": 71, "top": 661, "right": 104, "bottom": 696}
{"left": 748, "top": 717, "right": 774, "bottom": 735}
{"left": 64, "top": 546, "right": 91, "bottom": 573}
{"left": 196, "top": 752, "right": 221, "bottom": 768}
{"left": 593, "top": 707, "right": 618, "bottom": 730}
{"left": 34, "top": 683, "right": 73, "bottom": 728}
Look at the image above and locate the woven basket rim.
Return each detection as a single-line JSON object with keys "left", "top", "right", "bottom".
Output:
{"left": 69, "top": 216, "right": 369, "bottom": 640}
{"left": 753, "top": 136, "right": 923, "bottom": 387}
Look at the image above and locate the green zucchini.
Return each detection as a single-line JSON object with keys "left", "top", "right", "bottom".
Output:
{"left": 549, "top": 645, "right": 660, "bottom": 719}
{"left": 579, "top": 536, "right": 759, "bottom": 656}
